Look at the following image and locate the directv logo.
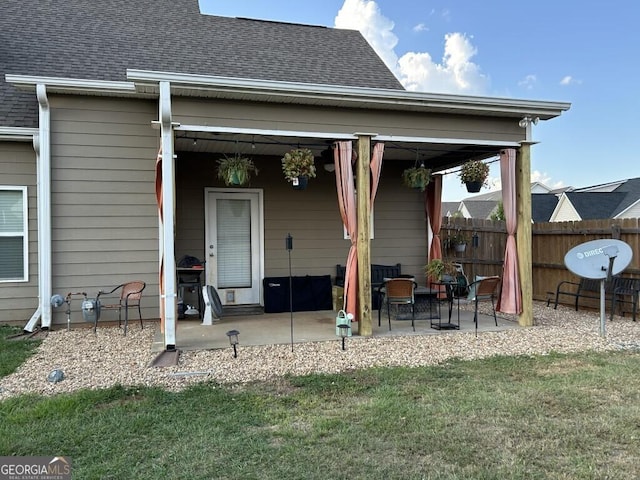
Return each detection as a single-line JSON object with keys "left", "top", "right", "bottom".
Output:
{"left": 578, "top": 248, "right": 604, "bottom": 259}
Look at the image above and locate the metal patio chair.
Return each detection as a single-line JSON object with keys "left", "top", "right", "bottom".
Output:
{"left": 96, "top": 280, "right": 146, "bottom": 335}
{"left": 380, "top": 278, "right": 418, "bottom": 331}
{"left": 467, "top": 276, "right": 500, "bottom": 336}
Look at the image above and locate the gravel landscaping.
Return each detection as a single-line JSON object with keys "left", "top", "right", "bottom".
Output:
{"left": 1, "top": 302, "right": 639, "bottom": 399}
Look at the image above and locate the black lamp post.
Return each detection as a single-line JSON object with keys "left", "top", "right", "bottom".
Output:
{"left": 226, "top": 329, "right": 240, "bottom": 358}
{"left": 337, "top": 323, "right": 350, "bottom": 350}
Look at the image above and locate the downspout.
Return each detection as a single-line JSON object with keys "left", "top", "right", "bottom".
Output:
{"left": 159, "top": 81, "right": 177, "bottom": 350}
{"left": 24, "top": 84, "right": 52, "bottom": 332}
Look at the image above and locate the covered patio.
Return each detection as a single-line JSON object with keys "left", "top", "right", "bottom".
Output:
{"left": 151, "top": 308, "right": 518, "bottom": 352}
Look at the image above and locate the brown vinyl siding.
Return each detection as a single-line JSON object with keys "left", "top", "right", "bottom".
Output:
{"left": 0, "top": 141, "right": 38, "bottom": 323}
{"left": 175, "top": 154, "right": 428, "bottom": 289}
{"left": 173, "top": 98, "right": 523, "bottom": 144}
{"left": 48, "top": 95, "right": 160, "bottom": 325}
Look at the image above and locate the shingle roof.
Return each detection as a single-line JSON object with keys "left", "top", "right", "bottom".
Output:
{"left": 461, "top": 200, "right": 498, "bottom": 219}
{"left": 560, "top": 178, "right": 640, "bottom": 219}
{"left": 611, "top": 178, "right": 640, "bottom": 216}
{"left": 1, "top": 0, "right": 404, "bottom": 128}
{"left": 531, "top": 194, "right": 559, "bottom": 222}
{"left": 565, "top": 192, "right": 627, "bottom": 220}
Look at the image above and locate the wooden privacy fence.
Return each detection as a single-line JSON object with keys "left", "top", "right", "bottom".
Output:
{"left": 441, "top": 217, "right": 640, "bottom": 308}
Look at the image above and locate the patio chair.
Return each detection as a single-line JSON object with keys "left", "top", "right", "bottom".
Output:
{"left": 610, "top": 277, "right": 639, "bottom": 322}
{"left": 96, "top": 280, "right": 145, "bottom": 335}
{"left": 467, "top": 276, "right": 500, "bottom": 336}
{"left": 380, "top": 278, "right": 418, "bottom": 331}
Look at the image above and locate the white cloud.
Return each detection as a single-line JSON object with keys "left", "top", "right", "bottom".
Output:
{"left": 531, "top": 170, "right": 566, "bottom": 190}
{"left": 335, "top": 0, "right": 399, "bottom": 71}
{"left": 560, "top": 75, "right": 582, "bottom": 86}
{"left": 518, "top": 74, "right": 537, "bottom": 90}
{"left": 334, "top": 0, "right": 489, "bottom": 95}
{"left": 413, "top": 23, "right": 428, "bottom": 32}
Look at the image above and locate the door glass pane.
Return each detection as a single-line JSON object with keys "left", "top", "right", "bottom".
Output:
{"left": 217, "top": 199, "right": 251, "bottom": 288}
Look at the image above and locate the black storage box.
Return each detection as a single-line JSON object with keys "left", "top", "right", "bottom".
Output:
{"left": 263, "top": 275, "right": 332, "bottom": 313}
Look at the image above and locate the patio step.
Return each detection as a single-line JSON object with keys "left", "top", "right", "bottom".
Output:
{"left": 222, "top": 304, "right": 264, "bottom": 316}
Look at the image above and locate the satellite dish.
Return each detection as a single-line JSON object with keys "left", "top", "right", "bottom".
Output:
{"left": 564, "top": 239, "right": 632, "bottom": 280}
{"left": 564, "top": 239, "right": 633, "bottom": 338}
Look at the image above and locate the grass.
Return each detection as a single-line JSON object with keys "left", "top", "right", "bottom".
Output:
{"left": 1, "top": 328, "right": 639, "bottom": 479}
{"left": 0, "top": 325, "right": 42, "bottom": 377}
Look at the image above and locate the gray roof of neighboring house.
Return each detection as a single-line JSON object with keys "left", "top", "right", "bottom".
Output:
{"left": 564, "top": 177, "right": 640, "bottom": 219}
{"left": 0, "top": 0, "right": 404, "bottom": 129}
{"left": 565, "top": 192, "right": 627, "bottom": 220}
{"left": 531, "top": 194, "right": 559, "bottom": 222}
{"left": 442, "top": 202, "right": 461, "bottom": 217}
{"left": 461, "top": 200, "right": 498, "bottom": 219}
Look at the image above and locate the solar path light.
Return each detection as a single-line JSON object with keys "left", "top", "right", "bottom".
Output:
{"left": 226, "top": 329, "right": 240, "bottom": 358}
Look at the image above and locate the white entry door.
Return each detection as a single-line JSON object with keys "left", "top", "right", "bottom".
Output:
{"left": 205, "top": 189, "right": 263, "bottom": 306}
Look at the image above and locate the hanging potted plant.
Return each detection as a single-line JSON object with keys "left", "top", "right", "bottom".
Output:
{"left": 282, "top": 148, "right": 316, "bottom": 189}
{"left": 458, "top": 160, "right": 490, "bottom": 193}
{"left": 402, "top": 165, "right": 431, "bottom": 192}
{"left": 447, "top": 232, "right": 468, "bottom": 253}
{"left": 217, "top": 154, "right": 258, "bottom": 187}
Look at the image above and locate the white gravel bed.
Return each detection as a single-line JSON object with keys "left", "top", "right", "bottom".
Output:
{"left": 1, "top": 302, "right": 639, "bottom": 399}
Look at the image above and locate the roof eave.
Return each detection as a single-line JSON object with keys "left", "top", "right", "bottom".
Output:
{"left": 5, "top": 74, "right": 139, "bottom": 97}
{"left": 0, "top": 126, "right": 38, "bottom": 141}
{"left": 5, "top": 71, "right": 572, "bottom": 120}
{"left": 127, "top": 69, "right": 570, "bottom": 120}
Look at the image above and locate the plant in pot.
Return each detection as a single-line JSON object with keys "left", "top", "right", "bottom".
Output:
{"left": 425, "top": 259, "right": 457, "bottom": 283}
{"left": 448, "top": 232, "right": 469, "bottom": 253}
{"left": 282, "top": 148, "right": 316, "bottom": 189}
{"left": 402, "top": 165, "right": 431, "bottom": 192}
{"left": 217, "top": 154, "right": 258, "bottom": 187}
{"left": 458, "top": 159, "right": 490, "bottom": 193}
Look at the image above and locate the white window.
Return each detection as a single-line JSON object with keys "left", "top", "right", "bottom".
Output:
{"left": 0, "top": 186, "right": 28, "bottom": 282}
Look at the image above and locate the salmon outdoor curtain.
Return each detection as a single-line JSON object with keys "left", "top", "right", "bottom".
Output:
{"left": 497, "top": 148, "right": 522, "bottom": 314}
{"left": 335, "top": 140, "right": 384, "bottom": 318}
{"left": 425, "top": 174, "right": 445, "bottom": 296}
{"left": 425, "top": 174, "right": 443, "bottom": 264}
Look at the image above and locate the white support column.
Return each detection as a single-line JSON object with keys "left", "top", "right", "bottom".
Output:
{"left": 159, "top": 81, "right": 177, "bottom": 350}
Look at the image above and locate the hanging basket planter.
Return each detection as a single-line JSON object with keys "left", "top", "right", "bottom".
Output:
{"left": 458, "top": 160, "right": 489, "bottom": 193}
{"left": 465, "top": 181, "right": 483, "bottom": 193}
{"left": 282, "top": 148, "right": 316, "bottom": 189}
{"left": 454, "top": 243, "right": 467, "bottom": 253}
{"left": 402, "top": 165, "right": 431, "bottom": 192}
{"left": 292, "top": 175, "right": 309, "bottom": 190}
{"left": 217, "top": 154, "right": 258, "bottom": 187}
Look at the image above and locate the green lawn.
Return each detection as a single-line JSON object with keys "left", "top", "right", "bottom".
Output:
{"left": 1, "top": 327, "right": 639, "bottom": 479}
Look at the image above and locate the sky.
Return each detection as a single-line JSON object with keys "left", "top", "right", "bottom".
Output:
{"left": 198, "top": 0, "right": 639, "bottom": 201}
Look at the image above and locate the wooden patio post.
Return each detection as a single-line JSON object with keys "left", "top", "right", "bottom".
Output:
{"left": 356, "top": 135, "right": 373, "bottom": 336}
{"left": 516, "top": 142, "right": 534, "bottom": 326}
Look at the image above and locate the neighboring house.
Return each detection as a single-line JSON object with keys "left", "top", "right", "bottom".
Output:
{"left": 550, "top": 178, "right": 640, "bottom": 221}
{"left": 452, "top": 182, "right": 563, "bottom": 221}
{"left": 0, "top": 0, "right": 569, "bottom": 347}
{"left": 458, "top": 200, "right": 500, "bottom": 220}
{"left": 531, "top": 194, "right": 561, "bottom": 222}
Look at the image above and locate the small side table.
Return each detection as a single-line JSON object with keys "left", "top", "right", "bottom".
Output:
{"left": 429, "top": 281, "right": 460, "bottom": 330}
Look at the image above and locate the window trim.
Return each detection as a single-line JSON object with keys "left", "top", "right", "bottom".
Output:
{"left": 0, "top": 186, "right": 29, "bottom": 283}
